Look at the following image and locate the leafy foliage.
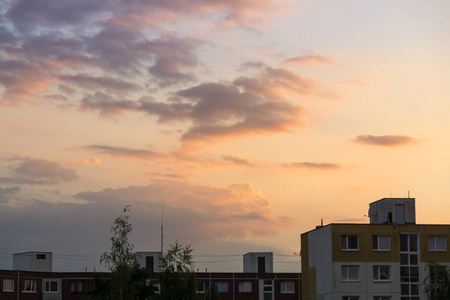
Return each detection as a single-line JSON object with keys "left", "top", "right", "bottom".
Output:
{"left": 423, "top": 262, "right": 450, "bottom": 300}
{"left": 205, "top": 284, "right": 221, "bottom": 300}
{"left": 159, "top": 241, "right": 200, "bottom": 300}
{"left": 86, "top": 205, "right": 155, "bottom": 300}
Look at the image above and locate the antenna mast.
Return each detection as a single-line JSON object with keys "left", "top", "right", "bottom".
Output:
{"left": 161, "top": 198, "right": 164, "bottom": 254}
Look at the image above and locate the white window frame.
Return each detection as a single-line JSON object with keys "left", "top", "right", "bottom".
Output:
{"left": 23, "top": 280, "right": 36, "bottom": 293}
{"left": 429, "top": 235, "right": 446, "bottom": 251}
{"left": 3, "top": 279, "right": 14, "bottom": 292}
{"left": 44, "top": 280, "right": 59, "bottom": 293}
{"left": 280, "top": 281, "right": 295, "bottom": 293}
{"left": 342, "top": 265, "right": 360, "bottom": 282}
{"left": 373, "top": 235, "right": 390, "bottom": 251}
{"left": 341, "top": 235, "right": 359, "bottom": 251}
{"left": 373, "top": 265, "right": 391, "bottom": 282}
{"left": 215, "top": 281, "right": 229, "bottom": 293}
{"left": 238, "top": 281, "right": 252, "bottom": 293}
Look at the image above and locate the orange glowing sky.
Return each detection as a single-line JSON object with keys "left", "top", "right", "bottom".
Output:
{"left": 0, "top": 0, "right": 449, "bottom": 272}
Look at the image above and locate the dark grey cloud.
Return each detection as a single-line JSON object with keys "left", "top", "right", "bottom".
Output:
{"left": 285, "top": 162, "right": 341, "bottom": 170}
{"left": 81, "top": 67, "right": 315, "bottom": 144}
{"left": 141, "top": 33, "right": 202, "bottom": 87}
{"left": 60, "top": 74, "right": 140, "bottom": 93}
{"left": 0, "top": 186, "right": 20, "bottom": 203}
{"left": 353, "top": 135, "right": 418, "bottom": 147}
{"left": 80, "top": 93, "right": 139, "bottom": 116}
{"left": 0, "top": 158, "right": 78, "bottom": 185}
{"left": 6, "top": 0, "right": 105, "bottom": 32}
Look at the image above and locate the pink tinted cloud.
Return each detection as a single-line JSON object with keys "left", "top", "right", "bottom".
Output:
{"left": 80, "top": 67, "right": 321, "bottom": 147}
{"left": 353, "top": 135, "right": 418, "bottom": 147}
{"left": 69, "top": 157, "right": 101, "bottom": 166}
{"left": 74, "top": 181, "right": 291, "bottom": 240}
{"left": 282, "top": 54, "right": 335, "bottom": 66}
{"left": 285, "top": 162, "right": 341, "bottom": 170}
{"left": 0, "top": 60, "right": 52, "bottom": 105}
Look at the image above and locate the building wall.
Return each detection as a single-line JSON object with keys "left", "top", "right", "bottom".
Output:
{"left": 301, "top": 223, "right": 450, "bottom": 300}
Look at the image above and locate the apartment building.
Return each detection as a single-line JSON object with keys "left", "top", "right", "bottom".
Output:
{"left": 1, "top": 251, "right": 301, "bottom": 300}
{"left": 301, "top": 198, "right": 450, "bottom": 300}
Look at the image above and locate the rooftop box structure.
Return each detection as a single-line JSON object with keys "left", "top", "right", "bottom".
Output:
{"left": 369, "top": 198, "right": 416, "bottom": 225}
{"left": 13, "top": 251, "right": 52, "bottom": 272}
{"left": 243, "top": 252, "right": 273, "bottom": 273}
{"left": 136, "top": 251, "right": 161, "bottom": 273}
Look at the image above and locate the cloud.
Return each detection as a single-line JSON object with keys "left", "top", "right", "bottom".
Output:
{"left": 79, "top": 93, "right": 140, "bottom": 117}
{"left": 84, "top": 145, "right": 161, "bottom": 160}
{"left": 60, "top": 74, "right": 140, "bottom": 93}
{"left": 222, "top": 156, "right": 252, "bottom": 166}
{"left": 141, "top": 33, "right": 203, "bottom": 87}
{"left": 0, "top": 60, "right": 52, "bottom": 105}
{"left": 0, "top": 158, "right": 78, "bottom": 185}
{"left": 69, "top": 157, "right": 101, "bottom": 166}
{"left": 0, "top": 186, "right": 20, "bottom": 203}
{"left": 353, "top": 135, "right": 418, "bottom": 147}
{"left": 238, "top": 61, "right": 268, "bottom": 71}
{"left": 285, "top": 162, "right": 341, "bottom": 170}
{"left": 74, "top": 181, "right": 292, "bottom": 239}
{"left": 282, "top": 54, "right": 335, "bottom": 66}
{"left": 80, "top": 66, "right": 320, "bottom": 146}
{"left": 6, "top": 0, "right": 105, "bottom": 32}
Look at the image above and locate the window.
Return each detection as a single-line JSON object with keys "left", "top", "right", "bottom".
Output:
{"left": 3, "top": 279, "right": 14, "bottom": 292}
{"left": 374, "top": 297, "right": 391, "bottom": 300}
{"left": 342, "top": 297, "right": 360, "bottom": 300}
{"left": 341, "top": 235, "right": 359, "bottom": 251}
{"left": 44, "top": 280, "right": 59, "bottom": 293}
{"left": 70, "top": 281, "right": 89, "bottom": 293}
{"left": 429, "top": 236, "right": 446, "bottom": 251}
{"left": 373, "top": 265, "right": 391, "bottom": 281}
{"left": 36, "top": 254, "right": 46, "bottom": 259}
{"left": 238, "top": 281, "right": 252, "bottom": 293}
{"left": 342, "top": 265, "right": 360, "bottom": 281}
{"left": 373, "top": 235, "right": 390, "bottom": 251}
{"left": 215, "top": 281, "right": 229, "bottom": 293}
{"left": 23, "top": 280, "right": 36, "bottom": 292}
{"left": 280, "top": 281, "right": 295, "bottom": 293}
{"left": 263, "top": 280, "right": 273, "bottom": 300}
{"left": 197, "top": 281, "right": 205, "bottom": 293}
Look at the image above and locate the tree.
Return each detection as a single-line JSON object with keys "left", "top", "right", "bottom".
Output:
{"left": 86, "top": 205, "right": 155, "bottom": 300}
{"left": 204, "top": 284, "right": 221, "bottom": 300}
{"left": 423, "top": 262, "right": 450, "bottom": 300}
{"left": 159, "top": 241, "right": 200, "bottom": 300}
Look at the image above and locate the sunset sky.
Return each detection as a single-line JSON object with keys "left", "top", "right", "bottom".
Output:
{"left": 0, "top": 0, "right": 449, "bottom": 272}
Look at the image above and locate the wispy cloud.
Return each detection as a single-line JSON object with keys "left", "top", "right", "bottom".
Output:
{"left": 0, "top": 186, "right": 21, "bottom": 203}
{"left": 282, "top": 54, "right": 335, "bottom": 66}
{"left": 285, "top": 162, "right": 341, "bottom": 170}
{"left": 222, "top": 156, "right": 253, "bottom": 166}
{"left": 353, "top": 135, "right": 418, "bottom": 147}
{"left": 69, "top": 157, "right": 101, "bottom": 166}
{"left": 84, "top": 145, "right": 161, "bottom": 160}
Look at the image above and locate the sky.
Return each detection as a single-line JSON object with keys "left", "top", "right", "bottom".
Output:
{"left": 0, "top": 0, "right": 449, "bottom": 273}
